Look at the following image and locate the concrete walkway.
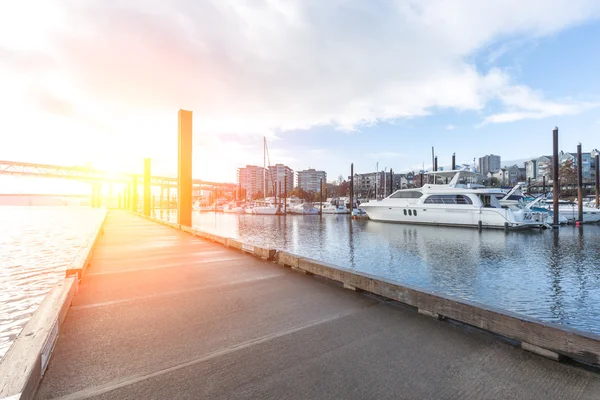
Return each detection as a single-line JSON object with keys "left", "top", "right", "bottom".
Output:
{"left": 36, "top": 211, "right": 600, "bottom": 400}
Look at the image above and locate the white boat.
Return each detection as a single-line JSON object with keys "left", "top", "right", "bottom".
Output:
{"left": 252, "top": 200, "right": 280, "bottom": 215}
{"left": 321, "top": 198, "right": 349, "bottom": 214}
{"left": 289, "top": 203, "right": 319, "bottom": 215}
{"left": 360, "top": 171, "right": 546, "bottom": 229}
{"left": 223, "top": 203, "right": 245, "bottom": 214}
{"left": 533, "top": 199, "right": 600, "bottom": 223}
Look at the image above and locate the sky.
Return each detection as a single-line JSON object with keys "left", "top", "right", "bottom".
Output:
{"left": 1, "top": 0, "right": 600, "bottom": 192}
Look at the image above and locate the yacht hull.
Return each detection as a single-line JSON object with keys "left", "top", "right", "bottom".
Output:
{"left": 362, "top": 204, "right": 541, "bottom": 229}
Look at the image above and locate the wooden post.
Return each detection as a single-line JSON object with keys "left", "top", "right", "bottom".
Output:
{"left": 143, "top": 158, "right": 151, "bottom": 216}
{"left": 96, "top": 183, "right": 102, "bottom": 208}
{"left": 452, "top": 153, "right": 456, "bottom": 170}
{"left": 552, "top": 127, "right": 559, "bottom": 227}
{"left": 389, "top": 168, "right": 393, "bottom": 195}
{"left": 349, "top": 163, "right": 354, "bottom": 214}
{"left": 577, "top": 143, "right": 583, "bottom": 223}
{"left": 594, "top": 154, "right": 600, "bottom": 208}
{"left": 319, "top": 178, "right": 323, "bottom": 215}
{"left": 284, "top": 175, "right": 287, "bottom": 214}
{"left": 434, "top": 156, "right": 438, "bottom": 172}
{"left": 131, "top": 176, "right": 138, "bottom": 212}
{"left": 278, "top": 181, "right": 282, "bottom": 214}
{"left": 160, "top": 186, "right": 164, "bottom": 209}
{"left": 178, "top": 109, "right": 193, "bottom": 226}
{"left": 543, "top": 175, "right": 546, "bottom": 195}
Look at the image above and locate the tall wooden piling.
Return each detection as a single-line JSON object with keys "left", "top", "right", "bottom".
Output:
{"left": 594, "top": 154, "right": 600, "bottom": 208}
{"left": 143, "top": 158, "right": 151, "bottom": 216}
{"left": 577, "top": 143, "right": 583, "bottom": 223}
{"left": 543, "top": 175, "right": 546, "bottom": 195}
{"left": 178, "top": 109, "right": 193, "bottom": 226}
{"left": 434, "top": 156, "right": 438, "bottom": 172}
{"left": 389, "top": 168, "right": 394, "bottom": 195}
{"left": 552, "top": 127, "right": 559, "bottom": 227}
{"left": 284, "top": 175, "right": 287, "bottom": 214}
{"left": 349, "top": 163, "right": 354, "bottom": 215}
{"left": 452, "top": 153, "right": 456, "bottom": 170}
{"left": 278, "top": 181, "right": 282, "bottom": 213}
{"left": 131, "top": 176, "right": 138, "bottom": 212}
{"left": 319, "top": 178, "right": 323, "bottom": 215}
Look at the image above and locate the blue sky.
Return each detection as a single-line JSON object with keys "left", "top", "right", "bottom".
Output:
{"left": 1, "top": 1, "right": 600, "bottom": 192}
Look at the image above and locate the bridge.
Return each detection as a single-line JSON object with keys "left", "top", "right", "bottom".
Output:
{"left": 0, "top": 159, "right": 241, "bottom": 207}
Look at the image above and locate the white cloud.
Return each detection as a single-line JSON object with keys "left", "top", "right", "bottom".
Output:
{"left": 2, "top": 0, "right": 600, "bottom": 180}
{"left": 482, "top": 85, "right": 599, "bottom": 125}
{"left": 445, "top": 125, "right": 456, "bottom": 130}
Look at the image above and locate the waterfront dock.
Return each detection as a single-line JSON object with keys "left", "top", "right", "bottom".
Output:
{"left": 24, "top": 212, "right": 600, "bottom": 399}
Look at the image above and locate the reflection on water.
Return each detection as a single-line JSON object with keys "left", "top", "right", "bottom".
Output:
{"left": 0, "top": 207, "right": 106, "bottom": 360}
{"left": 158, "top": 210, "right": 600, "bottom": 334}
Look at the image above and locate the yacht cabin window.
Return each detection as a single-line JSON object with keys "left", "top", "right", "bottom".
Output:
{"left": 390, "top": 191, "right": 423, "bottom": 199}
{"left": 423, "top": 195, "right": 473, "bottom": 205}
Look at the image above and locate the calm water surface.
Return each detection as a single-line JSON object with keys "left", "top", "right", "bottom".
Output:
{"left": 0, "top": 207, "right": 106, "bottom": 360}
{"left": 158, "top": 210, "right": 600, "bottom": 334}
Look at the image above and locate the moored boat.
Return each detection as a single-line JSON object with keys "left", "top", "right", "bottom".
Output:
{"left": 360, "top": 171, "right": 546, "bottom": 229}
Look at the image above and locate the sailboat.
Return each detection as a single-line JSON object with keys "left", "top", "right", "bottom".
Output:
{"left": 252, "top": 137, "right": 280, "bottom": 215}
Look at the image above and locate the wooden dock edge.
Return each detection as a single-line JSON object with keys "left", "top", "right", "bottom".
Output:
{"left": 0, "top": 278, "right": 77, "bottom": 400}
{"left": 65, "top": 210, "right": 108, "bottom": 280}
{"left": 0, "top": 210, "right": 107, "bottom": 400}
{"left": 276, "top": 251, "right": 600, "bottom": 367}
{"left": 135, "top": 212, "right": 600, "bottom": 367}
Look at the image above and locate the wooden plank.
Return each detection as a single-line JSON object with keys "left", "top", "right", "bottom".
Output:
{"left": 296, "top": 257, "right": 600, "bottom": 366}
{"left": 0, "top": 278, "right": 77, "bottom": 400}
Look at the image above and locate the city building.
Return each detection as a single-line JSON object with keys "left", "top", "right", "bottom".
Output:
{"left": 268, "top": 164, "right": 294, "bottom": 195}
{"left": 477, "top": 154, "right": 501, "bottom": 176}
{"left": 559, "top": 149, "right": 600, "bottom": 180}
{"left": 525, "top": 159, "right": 537, "bottom": 181}
{"left": 237, "top": 165, "right": 266, "bottom": 199}
{"left": 297, "top": 168, "right": 327, "bottom": 192}
{"left": 350, "top": 172, "right": 387, "bottom": 198}
{"left": 535, "top": 156, "right": 552, "bottom": 183}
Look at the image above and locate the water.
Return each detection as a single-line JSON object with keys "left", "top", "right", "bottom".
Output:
{"left": 158, "top": 210, "right": 600, "bottom": 334}
{"left": 0, "top": 207, "right": 106, "bottom": 360}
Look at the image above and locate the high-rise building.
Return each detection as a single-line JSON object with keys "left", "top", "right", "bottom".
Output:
{"left": 237, "top": 165, "right": 266, "bottom": 199}
{"left": 478, "top": 154, "right": 501, "bottom": 176}
{"left": 297, "top": 168, "right": 327, "bottom": 192}
{"left": 268, "top": 164, "right": 294, "bottom": 195}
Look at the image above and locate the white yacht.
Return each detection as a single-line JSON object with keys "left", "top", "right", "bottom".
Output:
{"left": 223, "top": 202, "right": 245, "bottom": 214}
{"left": 533, "top": 199, "right": 600, "bottom": 223}
{"left": 289, "top": 203, "right": 319, "bottom": 215}
{"left": 360, "top": 172, "right": 546, "bottom": 229}
{"left": 252, "top": 200, "right": 280, "bottom": 215}
{"left": 322, "top": 198, "right": 349, "bottom": 214}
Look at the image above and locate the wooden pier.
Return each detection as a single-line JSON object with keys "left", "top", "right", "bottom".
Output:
{"left": 3, "top": 211, "right": 600, "bottom": 399}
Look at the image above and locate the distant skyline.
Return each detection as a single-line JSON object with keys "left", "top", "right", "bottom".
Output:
{"left": 2, "top": 1, "right": 600, "bottom": 192}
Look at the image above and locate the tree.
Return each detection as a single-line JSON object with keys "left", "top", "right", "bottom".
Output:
{"left": 559, "top": 159, "right": 577, "bottom": 187}
{"left": 252, "top": 190, "right": 264, "bottom": 200}
{"left": 337, "top": 180, "right": 349, "bottom": 197}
